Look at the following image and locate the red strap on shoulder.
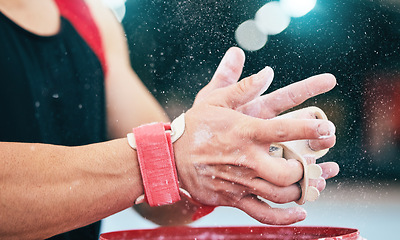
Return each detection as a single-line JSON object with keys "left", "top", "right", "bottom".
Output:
{"left": 54, "top": 0, "right": 107, "bottom": 75}
{"left": 133, "top": 123, "right": 181, "bottom": 206}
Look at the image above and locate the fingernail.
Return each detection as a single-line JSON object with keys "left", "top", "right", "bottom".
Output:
{"left": 253, "top": 66, "right": 274, "bottom": 95}
{"left": 260, "top": 66, "right": 273, "bottom": 79}
{"left": 317, "top": 121, "right": 336, "bottom": 139}
{"left": 261, "top": 66, "right": 273, "bottom": 74}
{"left": 220, "top": 47, "right": 244, "bottom": 68}
{"left": 256, "top": 66, "right": 273, "bottom": 84}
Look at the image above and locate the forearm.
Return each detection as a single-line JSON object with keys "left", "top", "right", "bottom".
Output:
{"left": 105, "top": 68, "right": 169, "bottom": 139}
{"left": 0, "top": 139, "right": 142, "bottom": 240}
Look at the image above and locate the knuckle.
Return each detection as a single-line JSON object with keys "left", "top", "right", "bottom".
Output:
{"left": 223, "top": 190, "right": 242, "bottom": 205}
{"left": 304, "top": 80, "right": 313, "bottom": 98}
{"left": 286, "top": 88, "right": 299, "bottom": 105}
{"left": 259, "top": 214, "right": 279, "bottom": 225}
{"left": 234, "top": 120, "right": 256, "bottom": 143}
{"left": 274, "top": 121, "right": 289, "bottom": 141}
{"left": 235, "top": 78, "right": 251, "bottom": 97}
{"left": 281, "top": 212, "right": 293, "bottom": 224}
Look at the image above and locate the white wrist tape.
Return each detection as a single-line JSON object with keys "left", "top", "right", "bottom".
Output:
{"left": 127, "top": 113, "right": 186, "bottom": 150}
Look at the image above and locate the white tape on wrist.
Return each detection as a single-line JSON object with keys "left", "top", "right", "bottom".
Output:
{"left": 127, "top": 113, "right": 186, "bottom": 150}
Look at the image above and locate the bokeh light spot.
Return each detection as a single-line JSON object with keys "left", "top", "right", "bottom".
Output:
{"left": 255, "top": 1, "right": 291, "bottom": 35}
{"left": 235, "top": 20, "right": 268, "bottom": 52}
{"left": 280, "top": 0, "right": 317, "bottom": 18}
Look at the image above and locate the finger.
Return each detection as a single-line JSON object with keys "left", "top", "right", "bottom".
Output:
{"left": 239, "top": 117, "right": 336, "bottom": 143}
{"left": 303, "top": 155, "right": 317, "bottom": 165}
{"left": 250, "top": 178, "right": 302, "bottom": 204}
{"left": 238, "top": 73, "right": 337, "bottom": 118}
{"left": 195, "top": 47, "right": 245, "bottom": 103}
{"left": 308, "top": 135, "right": 336, "bottom": 152}
{"left": 254, "top": 156, "right": 304, "bottom": 187}
{"left": 200, "top": 165, "right": 303, "bottom": 203}
{"left": 196, "top": 164, "right": 256, "bottom": 185}
{"left": 319, "top": 162, "right": 340, "bottom": 179}
{"left": 204, "top": 155, "right": 304, "bottom": 187}
{"left": 212, "top": 178, "right": 249, "bottom": 205}
{"left": 308, "top": 177, "right": 326, "bottom": 192}
{"left": 208, "top": 66, "right": 274, "bottom": 109}
{"left": 234, "top": 195, "right": 307, "bottom": 225}
{"left": 303, "top": 157, "right": 328, "bottom": 191}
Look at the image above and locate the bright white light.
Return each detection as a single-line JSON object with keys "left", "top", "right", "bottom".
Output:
{"left": 255, "top": 1, "right": 291, "bottom": 35}
{"left": 235, "top": 20, "right": 268, "bottom": 51}
{"left": 280, "top": 0, "right": 317, "bottom": 18}
{"left": 102, "top": 0, "right": 127, "bottom": 22}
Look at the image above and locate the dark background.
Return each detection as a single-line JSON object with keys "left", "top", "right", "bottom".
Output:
{"left": 121, "top": 0, "right": 400, "bottom": 181}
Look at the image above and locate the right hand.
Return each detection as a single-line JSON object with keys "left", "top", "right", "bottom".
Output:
{"left": 173, "top": 47, "right": 339, "bottom": 225}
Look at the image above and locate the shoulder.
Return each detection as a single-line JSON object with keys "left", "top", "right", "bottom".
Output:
{"left": 83, "top": 0, "right": 132, "bottom": 74}
{"left": 84, "top": 0, "right": 119, "bottom": 32}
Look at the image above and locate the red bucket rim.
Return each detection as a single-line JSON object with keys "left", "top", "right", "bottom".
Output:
{"left": 100, "top": 226, "right": 360, "bottom": 240}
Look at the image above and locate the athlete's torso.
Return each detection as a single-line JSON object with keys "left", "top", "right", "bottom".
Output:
{"left": 0, "top": 0, "right": 107, "bottom": 146}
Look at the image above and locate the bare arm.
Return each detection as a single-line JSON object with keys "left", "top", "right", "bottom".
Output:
{"left": 0, "top": 139, "right": 142, "bottom": 239}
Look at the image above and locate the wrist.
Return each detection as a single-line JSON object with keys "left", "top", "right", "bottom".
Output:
{"left": 127, "top": 114, "right": 215, "bottom": 220}
{"left": 127, "top": 114, "right": 185, "bottom": 207}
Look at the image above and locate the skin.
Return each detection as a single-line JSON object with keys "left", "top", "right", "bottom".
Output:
{"left": 134, "top": 48, "right": 339, "bottom": 226}
{"left": 173, "top": 48, "right": 339, "bottom": 224}
{"left": 0, "top": 0, "right": 339, "bottom": 239}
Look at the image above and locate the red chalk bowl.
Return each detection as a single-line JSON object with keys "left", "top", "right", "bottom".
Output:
{"left": 100, "top": 226, "right": 363, "bottom": 240}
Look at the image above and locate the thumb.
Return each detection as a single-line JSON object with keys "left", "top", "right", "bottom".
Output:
{"left": 195, "top": 47, "right": 245, "bottom": 103}
{"left": 210, "top": 66, "right": 274, "bottom": 109}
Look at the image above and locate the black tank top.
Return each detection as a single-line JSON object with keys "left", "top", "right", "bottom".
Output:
{"left": 0, "top": 12, "right": 106, "bottom": 146}
{"left": 0, "top": 1, "right": 106, "bottom": 239}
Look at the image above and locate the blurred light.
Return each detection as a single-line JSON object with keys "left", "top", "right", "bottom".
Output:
{"left": 255, "top": 1, "right": 291, "bottom": 35}
{"left": 280, "top": 0, "right": 317, "bottom": 18}
{"left": 235, "top": 0, "right": 318, "bottom": 51}
{"left": 235, "top": 20, "right": 268, "bottom": 51}
{"left": 102, "top": 0, "right": 127, "bottom": 22}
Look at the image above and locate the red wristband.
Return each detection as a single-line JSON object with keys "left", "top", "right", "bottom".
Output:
{"left": 128, "top": 114, "right": 215, "bottom": 220}
{"left": 133, "top": 122, "right": 180, "bottom": 207}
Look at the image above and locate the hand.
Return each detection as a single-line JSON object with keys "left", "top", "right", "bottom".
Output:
{"left": 197, "top": 47, "right": 337, "bottom": 153}
{"left": 173, "top": 47, "right": 339, "bottom": 225}
{"left": 197, "top": 47, "right": 339, "bottom": 196}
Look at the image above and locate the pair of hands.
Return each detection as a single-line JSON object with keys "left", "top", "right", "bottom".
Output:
{"left": 173, "top": 47, "right": 339, "bottom": 225}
